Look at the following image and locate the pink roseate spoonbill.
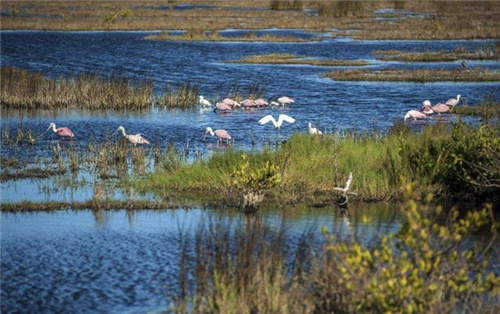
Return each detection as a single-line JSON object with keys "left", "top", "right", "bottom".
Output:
{"left": 241, "top": 99, "right": 257, "bottom": 109}
{"left": 404, "top": 110, "right": 429, "bottom": 122}
{"left": 432, "top": 103, "right": 451, "bottom": 115}
{"left": 222, "top": 98, "right": 240, "bottom": 108}
{"left": 204, "top": 127, "right": 232, "bottom": 143}
{"left": 277, "top": 96, "right": 294, "bottom": 107}
{"left": 445, "top": 94, "right": 461, "bottom": 109}
{"left": 113, "top": 126, "right": 150, "bottom": 146}
{"left": 421, "top": 100, "right": 434, "bottom": 115}
{"left": 308, "top": 123, "right": 322, "bottom": 135}
{"left": 214, "top": 102, "right": 232, "bottom": 113}
{"left": 254, "top": 98, "right": 269, "bottom": 107}
{"left": 48, "top": 122, "right": 74, "bottom": 140}
{"left": 258, "top": 114, "right": 295, "bottom": 129}
{"left": 199, "top": 96, "right": 212, "bottom": 108}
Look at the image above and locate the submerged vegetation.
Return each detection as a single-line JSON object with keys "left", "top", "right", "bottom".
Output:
{"left": 0, "top": 67, "right": 199, "bottom": 110}
{"left": 228, "top": 53, "right": 369, "bottom": 66}
{"left": 375, "top": 42, "right": 500, "bottom": 62}
{"left": 173, "top": 199, "right": 500, "bottom": 313}
{"left": 146, "top": 29, "right": 317, "bottom": 42}
{"left": 137, "top": 122, "right": 500, "bottom": 205}
{"left": 323, "top": 68, "right": 500, "bottom": 82}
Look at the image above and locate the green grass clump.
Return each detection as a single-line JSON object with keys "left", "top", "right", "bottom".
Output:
{"left": 136, "top": 122, "right": 500, "bottom": 204}
{"left": 455, "top": 101, "right": 500, "bottom": 119}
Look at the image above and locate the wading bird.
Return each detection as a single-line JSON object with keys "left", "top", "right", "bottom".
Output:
{"left": 48, "top": 122, "right": 74, "bottom": 140}
{"left": 214, "top": 102, "right": 232, "bottom": 113}
{"left": 113, "top": 126, "right": 150, "bottom": 146}
{"left": 241, "top": 99, "right": 258, "bottom": 109}
{"left": 222, "top": 98, "right": 240, "bottom": 108}
{"left": 199, "top": 96, "right": 212, "bottom": 108}
{"left": 270, "top": 101, "right": 280, "bottom": 106}
{"left": 445, "top": 95, "right": 461, "bottom": 109}
{"left": 432, "top": 103, "right": 450, "bottom": 114}
{"left": 254, "top": 98, "right": 269, "bottom": 107}
{"left": 421, "top": 100, "right": 434, "bottom": 114}
{"left": 204, "top": 127, "right": 232, "bottom": 143}
{"left": 277, "top": 96, "right": 294, "bottom": 107}
{"left": 258, "top": 114, "right": 295, "bottom": 129}
{"left": 404, "top": 110, "right": 430, "bottom": 122}
{"left": 308, "top": 123, "right": 322, "bottom": 135}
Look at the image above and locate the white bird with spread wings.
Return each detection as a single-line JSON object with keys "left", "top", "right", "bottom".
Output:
{"left": 334, "top": 172, "right": 357, "bottom": 196}
{"left": 258, "top": 114, "right": 295, "bottom": 129}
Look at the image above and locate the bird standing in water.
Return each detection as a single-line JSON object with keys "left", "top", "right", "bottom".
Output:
{"left": 48, "top": 122, "right": 74, "bottom": 140}
{"left": 113, "top": 126, "right": 150, "bottom": 146}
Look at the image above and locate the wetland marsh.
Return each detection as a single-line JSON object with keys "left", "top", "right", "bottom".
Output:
{"left": 1, "top": 2, "right": 500, "bottom": 312}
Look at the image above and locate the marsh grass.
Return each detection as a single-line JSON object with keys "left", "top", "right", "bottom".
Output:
{"left": 322, "top": 68, "right": 500, "bottom": 82}
{"left": 375, "top": 41, "right": 500, "bottom": 62}
{"left": 137, "top": 123, "right": 500, "bottom": 204}
{"left": 456, "top": 100, "right": 500, "bottom": 119}
{"left": 172, "top": 200, "right": 500, "bottom": 313}
{"left": 0, "top": 67, "right": 200, "bottom": 110}
{"left": 146, "top": 30, "right": 318, "bottom": 42}
{"left": 0, "top": 200, "right": 187, "bottom": 213}
{"left": 228, "top": 53, "right": 370, "bottom": 66}
{"left": 270, "top": 0, "right": 304, "bottom": 11}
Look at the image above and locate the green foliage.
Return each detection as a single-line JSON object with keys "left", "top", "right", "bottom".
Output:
{"left": 231, "top": 154, "right": 282, "bottom": 192}
{"left": 175, "top": 198, "right": 500, "bottom": 313}
{"left": 270, "top": 0, "right": 303, "bottom": 11}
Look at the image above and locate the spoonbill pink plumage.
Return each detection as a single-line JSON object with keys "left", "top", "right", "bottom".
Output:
{"left": 404, "top": 110, "right": 429, "bottom": 122}
{"left": 222, "top": 98, "right": 240, "bottom": 108}
{"left": 114, "top": 126, "right": 150, "bottom": 146}
{"left": 214, "top": 102, "right": 232, "bottom": 113}
{"left": 48, "top": 122, "right": 74, "bottom": 140}
{"left": 277, "top": 96, "right": 294, "bottom": 107}
{"left": 445, "top": 95, "right": 461, "bottom": 109}
{"left": 432, "top": 103, "right": 450, "bottom": 114}
{"left": 254, "top": 98, "right": 269, "bottom": 107}
{"left": 204, "top": 127, "right": 232, "bottom": 143}
{"left": 241, "top": 99, "right": 257, "bottom": 108}
{"left": 258, "top": 114, "right": 295, "bottom": 129}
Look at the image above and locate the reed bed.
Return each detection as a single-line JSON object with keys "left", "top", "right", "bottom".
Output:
{"left": 456, "top": 101, "right": 500, "bottom": 119}
{"left": 172, "top": 200, "right": 500, "bottom": 313}
{"left": 0, "top": 67, "right": 199, "bottom": 110}
{"left": 322, "top": 68, "right": 500, "bottom": 82}
{"left": 137, "top": 122, "right": 500, "bottom": 205}
{"left": 0, "top": 200, "right": 187, "bottom": 212}
{"left": 228, "top": 53, "right": 369, "bottom": 66}
{"left": 146, "top": 30, "right": 317, "bottom": 42}
{"left": 375, "top": 42, "right": 500, "bottom": 62}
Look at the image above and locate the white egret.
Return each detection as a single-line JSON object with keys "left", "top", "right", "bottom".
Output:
{"left": 258, "top": 114, "right": 295, "bottom": 129}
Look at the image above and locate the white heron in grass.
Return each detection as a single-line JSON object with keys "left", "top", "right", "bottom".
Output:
{"left": 199, "top": 96, "right": 212, "bottom": 108}
{"left": 258, "top": 114, "right": 295, "bottom": 129}
{"left": 308, "top": 123, "right": 322, "bottom": 135}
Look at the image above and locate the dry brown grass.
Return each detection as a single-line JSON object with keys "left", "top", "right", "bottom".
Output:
{"left": 146, "top": 30, "right": 318, "bottom": 42}
{"left": 323, "top": 68, "right": 500, "bottom": 82}
{"left": 1, "top": 1, "right": 499, "bottom": 40}
{"left": 228, "top": 53, "right": 369, "bottom": 66}
{"left": 374, "top": 42, "right": 500, "bottom": 62}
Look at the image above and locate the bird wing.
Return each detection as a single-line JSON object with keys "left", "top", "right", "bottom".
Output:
{"left": 278, "top": 114, "right": 295, "bottom": 125}
{"left": 258, "top": 115, "right": 275, "bottom": 125}
{"left": 344, "top": 172, "right": 353, "bottom": 190}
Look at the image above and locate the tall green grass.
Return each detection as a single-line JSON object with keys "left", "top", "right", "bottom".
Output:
{"left": 137, "top": 122, "right": 500, "bottom": 204}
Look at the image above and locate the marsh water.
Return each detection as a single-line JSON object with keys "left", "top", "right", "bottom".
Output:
{"left": 1, "top": 30, "right": 499, "bottom": 312}
{"left": 1, "top": 203, "right": 400, "bottom": 313}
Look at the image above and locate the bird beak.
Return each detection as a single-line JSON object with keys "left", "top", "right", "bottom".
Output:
{"left": 203, "top": 131, "right": 207, "bottom": 140}
{"left": 112, "top": 129, "right": 118, "bottom": 136}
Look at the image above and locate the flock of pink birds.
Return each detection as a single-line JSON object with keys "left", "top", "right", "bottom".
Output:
{"left": 46, "top": 94, "right": 463, "bottom": 146}
{"left": 404, "top": 94, "right": 461, "bottom": 121}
